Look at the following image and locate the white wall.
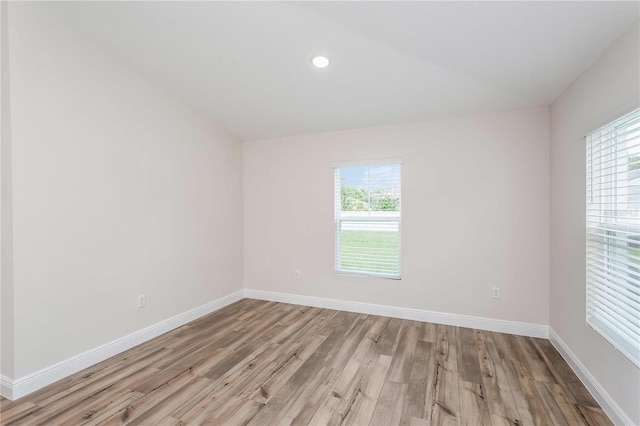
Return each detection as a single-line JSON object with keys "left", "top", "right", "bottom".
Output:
{"left": 244, "top": 107, "right": 550, "bottom": 326}
{"left": 1, "top": 0, "right": 15, "bottom": 380}
{"left": 550, "top": 21, "right": 640, "bottom": 425}
{"left": 4, "top": 3, "right": 243, "bottom": 379}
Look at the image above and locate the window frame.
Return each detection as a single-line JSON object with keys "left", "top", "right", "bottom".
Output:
{"left": 585, "top": 107, "right": 640, "bottom": 368}
{"left": 334, "top": 161, "right": 403, "bottom": 280}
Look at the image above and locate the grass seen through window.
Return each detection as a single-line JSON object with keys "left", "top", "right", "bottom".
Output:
{"left": 339, "top": 230, "right": 399, "bottom": 275}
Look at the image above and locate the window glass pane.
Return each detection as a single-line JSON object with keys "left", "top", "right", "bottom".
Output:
{"left": 339, "top": 164, "right": 401, "bottom": 213}
{"left": 340, "top": 221, "right": 400, "bottom": 276}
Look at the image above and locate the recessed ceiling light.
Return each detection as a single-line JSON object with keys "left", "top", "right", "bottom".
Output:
{"left": 312, "top": 56, "right": 330, "bottom": 68}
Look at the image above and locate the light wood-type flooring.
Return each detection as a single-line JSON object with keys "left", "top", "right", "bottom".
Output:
{"left": 1, "top": 299, "right": 612, "bottom": 425}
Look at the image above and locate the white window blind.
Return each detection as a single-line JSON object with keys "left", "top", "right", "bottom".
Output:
{"left": 334, "top": 163, "right": 401, "bottom": 279}
{"left": 586, "top": 107, "right": 640, "bottom": 367}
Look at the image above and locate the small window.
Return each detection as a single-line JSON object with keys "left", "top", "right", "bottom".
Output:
{"left": 586, "top": 107, "right": 640, "bottom": 367}
{"left": 334, "top": 162, "right": 401, "bottom": 279}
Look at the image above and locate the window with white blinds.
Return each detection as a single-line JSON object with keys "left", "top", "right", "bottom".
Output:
{"left": 334, "top": 162, "right": 401, "bottom": 279}
{"left": 586, "top": 107, "right": 640, "bottom": 367}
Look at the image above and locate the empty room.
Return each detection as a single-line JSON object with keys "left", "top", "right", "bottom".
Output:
{"left": 1, "top": 1, "right": 639, "bottom": 425}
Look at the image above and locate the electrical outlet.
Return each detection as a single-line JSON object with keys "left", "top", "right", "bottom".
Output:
{"left": 294, "top": 270, "right": 301, "bottom": 280}
{"left": 492, "top": 287, "right": 501, "bottom": 299}
{"left": 138, "top": 294, "right": 146, "bottom": 308}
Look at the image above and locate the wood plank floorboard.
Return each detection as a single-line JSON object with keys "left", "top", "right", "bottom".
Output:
{"left": 0, "top": 299, "right": 612, "bottom": 425}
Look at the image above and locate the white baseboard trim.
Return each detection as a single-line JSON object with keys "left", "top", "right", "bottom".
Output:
{"left": 1, "top": 289, "right": 244, "bottom": 401}
{"left": 548, "top": 328, "right": 634, "bottom": 426}
{"left": 1, "top": 289, "right": 549, "bottom": 401}
{"left": 244, "top": 289, "right": 548, "bottom": 339}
